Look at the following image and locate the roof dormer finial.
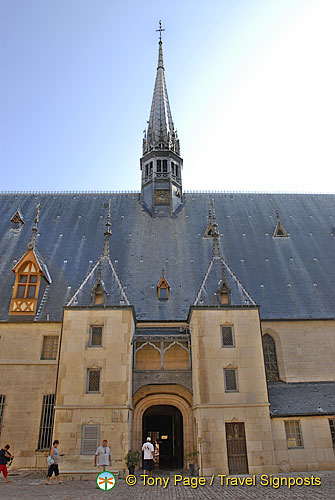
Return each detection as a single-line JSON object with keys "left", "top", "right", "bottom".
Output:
{"left": 102, "top": 201, "right": 112, "bottom": 257}
{"left": 27, "top": 202, "right": 40, "bottom": 250}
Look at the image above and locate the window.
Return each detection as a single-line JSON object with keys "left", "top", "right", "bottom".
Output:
{"left": 163, "top": 160, "right": 167, "bottom": 173}
{"left": 37, "top": 394, "right": 55, "bottom": 450}
{"left": 16, "top": 262, "right": 38, "bottom": 299}
{"left": 329, "top": 419, "right": 335, "bottom": 447}
{"left": 224, "top": 369, "right": 238, "bottom": 392}
{"left": 262, "top": 334, "right": 279, "bottom": 381}
{"left": 87, "top": 369, "right": 101, "bottom": 393}
{"left": 175, "top": 165, "right": 179, "bottom": 177}
{"left": 145, "top": 165, "right": 148, "bottom": 176}
{"left": 11, "top": 210, "right": 24, "bottom": 230}
{"left": 221, "top": 326, "right": 234, "bottom": 347}
{"left": 81, "top": 424, "right": 100, "bottom": 455}
{"left": 171, "top": 162, "right": 175, "bottom": 175}
{"left": 285, "top": 420, "right": 303, "bottom": 448}
{"left": 157, "top": 160, "right": 161, "bottom": 173}
{"left": 0, "top": 395, "right": 5, "bottom": 435}
{"left": 157, "top": 274, "right": 170, "bottom": 300}
{"left": 89, "top": 326, "right": 103, "bottom": 347}
{"left": 149, "top": 161, "right": 153, "bottom": 174}
{"left": 41, "top": 336, "right": 59, "bottom": 360}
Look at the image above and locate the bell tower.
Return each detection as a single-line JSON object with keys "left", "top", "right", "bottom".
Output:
{"left": 141, "top": 22, "right": 183, "bottom": 216}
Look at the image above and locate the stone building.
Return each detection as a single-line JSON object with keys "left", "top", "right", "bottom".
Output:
{"left": 0, "top": 30, "right": 334, "bottom": 476}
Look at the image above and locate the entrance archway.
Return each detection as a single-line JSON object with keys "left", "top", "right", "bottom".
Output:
{"left": 143, "top": 405, "right": 183, "bottom": 468}
{"left": 132, "top": 386, "right": 194, "bottom": 469}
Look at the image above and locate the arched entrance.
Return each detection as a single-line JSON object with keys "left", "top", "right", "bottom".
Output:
{"left": 143, "top": 405, "right": 183, "bottom": 468}
{"left": 132, "top": 386, "right": 194, "bottom": 469}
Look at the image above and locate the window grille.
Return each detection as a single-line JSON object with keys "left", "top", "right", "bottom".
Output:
{"left": 224, "top": 369, "right": 238, "bottom": 392}
{"left": 262, "top": 334, "right": 279, "bottom": 381}
{"left": 90, "top": 327, "right": 102, "bottom": 347}
{"left": 81, "top": 425, "right": 100, "bottom": 455}
{"left": 329, "top": 419, "right": 335, "bottom": 447}
{"left": 0, "top": 395, "right": 5, "bottom": 435}
{"left": 221, "top": 326, "right": 234, "bottom": 347}
{"left": 284, "top": 420, "right": 303, "bottom": 448}
{"left": 37, "top": 394, "right": 55, "bottom": 450}
{"left": 41, "top": 336, "right": 59, "bottom": 360}
{"left": 87, "top": 369, "right": 101, "bottom": 393}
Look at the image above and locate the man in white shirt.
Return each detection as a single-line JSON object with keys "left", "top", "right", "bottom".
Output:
{"left": 94, "top": 440, "right": 111, "bottom": 472}
{"left": 142, "top": 437, "right": 155, "bottom": 477}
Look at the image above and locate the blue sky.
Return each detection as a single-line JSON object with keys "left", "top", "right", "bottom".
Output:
{"left": 1, "top": 0, "right": 334, "bottom": 192}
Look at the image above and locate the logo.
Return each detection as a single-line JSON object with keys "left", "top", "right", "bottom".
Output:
{"left": 96, "top": 471, "right": 116, "bottom": 491}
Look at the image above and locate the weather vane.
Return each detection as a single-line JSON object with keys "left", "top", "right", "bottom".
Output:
{"left": 156, "top": 20, "right": 165, "bottom": 42}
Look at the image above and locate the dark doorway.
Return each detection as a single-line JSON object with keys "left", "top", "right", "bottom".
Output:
{"left": 225, "top": 422, "right": 249, "bottom": 474}
{"left": 143, "top": 405, "right": 183, "bottom": 468}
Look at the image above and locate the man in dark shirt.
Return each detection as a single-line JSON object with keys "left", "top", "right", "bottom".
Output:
{"left": 0, "top": 444, "right": 13, "bottom": 483}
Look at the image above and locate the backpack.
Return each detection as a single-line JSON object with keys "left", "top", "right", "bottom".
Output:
{"left": 47, "top": 455, "right": 55, "bottom": 466}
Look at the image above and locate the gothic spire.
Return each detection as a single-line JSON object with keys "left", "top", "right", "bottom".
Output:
{"left": 143, "top": 21, "right": 180, "bottom": 155}
{"left": 27, "top": 203, "right": 40, "bottom": 250}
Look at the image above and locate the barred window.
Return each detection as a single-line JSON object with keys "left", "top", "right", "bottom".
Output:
{"left": 262, "top": 334, "right": 279, "bottom": 381}
{"left": 221, "top": 326, "right": 234, "bottom": 347}
{"left": 89, "top": 327, "right": 102, "bottom": 347}
{"left": 285, "top": 420, "right": 303, "bottom": 448}
{"left": 41, "top": 336, "right": 59, "bottom": 360}
{"left": 0, "top": 395, "right": 5, "bottom": 435}
{"left": 224, "top": 369, "right": 238, "bottom": 392}
{"left": 87, "top": 369, "right": 101, "bottom": 393}
{"left": 81, "top": 424, "right": 100, "bottom": 455}
{"left": 37, "top": 394, "right": 55, "bottom": 450}
{"left": 329, "top": 419, "right": 335, "bottom": 447}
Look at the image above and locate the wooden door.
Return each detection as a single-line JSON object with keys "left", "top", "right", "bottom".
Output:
{"left": 225, "top": 422, "right": 248, "bottom": 474}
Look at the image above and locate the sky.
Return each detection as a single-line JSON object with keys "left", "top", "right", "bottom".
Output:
{"left": 1, "top": 0, "right": 334, "bottom": 193}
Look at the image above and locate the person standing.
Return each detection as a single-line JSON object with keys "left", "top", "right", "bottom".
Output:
{"left": 46, "top": 440, "right": 63, "bottom": 485}
{"left": 142, "top": 437, "right": 155, "bottom": 477}
{"left": 94, "top": 440, "right": 111, "bottom": 472}
{"left": 0, "top": 445, "right": 13, "bottom": 483}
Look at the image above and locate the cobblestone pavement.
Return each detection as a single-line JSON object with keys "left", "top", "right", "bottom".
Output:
{"left": 0, "top": 469, "right": 334, "bottom": 500}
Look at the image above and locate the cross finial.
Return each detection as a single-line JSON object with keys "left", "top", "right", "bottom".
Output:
{"left": 156, "top": 20, "right": 165, "bottom": 42}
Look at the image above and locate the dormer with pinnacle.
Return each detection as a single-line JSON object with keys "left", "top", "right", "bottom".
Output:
{"left": 141, "top": 22, "right": 183, "bottom": 217}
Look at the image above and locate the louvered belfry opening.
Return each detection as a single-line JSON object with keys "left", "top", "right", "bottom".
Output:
{"left": 37, "top": 394, "right": 55, "bottom": 450}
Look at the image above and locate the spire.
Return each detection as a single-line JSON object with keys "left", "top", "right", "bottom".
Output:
{"left": 102, "top": 201, "right": 112, "bottom": 257}
{"left": 27, "top": 203, "right": 40, "bottom": 250}
{"left": 143, "top": 21, "right": 180, "bottom": 155}
{"left": 211, "top": 202, "right": 221, "bottom": 258}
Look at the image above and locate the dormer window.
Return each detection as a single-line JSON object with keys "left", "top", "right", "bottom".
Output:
{"left": 273, "top": 209, "right": 288, "bottom": 237}
{"left": 157, "top": 272, "right": 170, "bottom": 300}
{"left": 93, "top": 284, "right": 105, "bottom": 305}
{"left": 16, "top": 262, "right": 39, "bottom": 299}
{"left": 218, "top": 281, "right": 231, "bottom": 305}
{"left": 11, "top": 210, "right": 24, "bottom": 230}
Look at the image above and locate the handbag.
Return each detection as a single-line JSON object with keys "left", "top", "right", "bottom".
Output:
{"left": 47, "top": 455, "right": 55, "bottom": 466}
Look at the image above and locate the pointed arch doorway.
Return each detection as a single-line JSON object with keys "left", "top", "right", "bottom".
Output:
{"left": 143, "top": 405, "right": 183, "bottom": 468}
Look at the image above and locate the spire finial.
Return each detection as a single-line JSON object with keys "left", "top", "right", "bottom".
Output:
{"left": 102, "top": 201, "right": 112, "bottom": 257}
{"left": 210, "top": 201, "right": 220, "bottom": 257}
{"left": 27, "top": 202, "right": 40, "bottom": 250}
{"left": 156, "top": 20, "right": 165, "bottom": 42}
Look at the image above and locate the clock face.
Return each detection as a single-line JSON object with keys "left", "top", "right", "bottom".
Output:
{"left": 155, "top": 190, "right": 170, "bottom": 205}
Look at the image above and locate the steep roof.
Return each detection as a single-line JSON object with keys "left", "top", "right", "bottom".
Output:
{"left": 268, "top": 381, "right": 335, "bottom": 416}
{"left": 0, "top": 191, "right": 334, "bottom": 322}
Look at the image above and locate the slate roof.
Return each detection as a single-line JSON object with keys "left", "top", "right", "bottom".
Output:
{"left": 0, "top": 191, "right": 335, "bottom": 322}
{"left": 194, "top": 256, "right": 256, "bottom": 306}
{"left": 268, "top": 381, "right": 335, "bottom": 417}
{"left": 67, "top": 255, "right": 129, "bottom": 307}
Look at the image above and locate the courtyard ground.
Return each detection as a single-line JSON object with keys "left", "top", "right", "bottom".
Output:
{"left": 0, "top": 469, "right": 334, "bottom": 500}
